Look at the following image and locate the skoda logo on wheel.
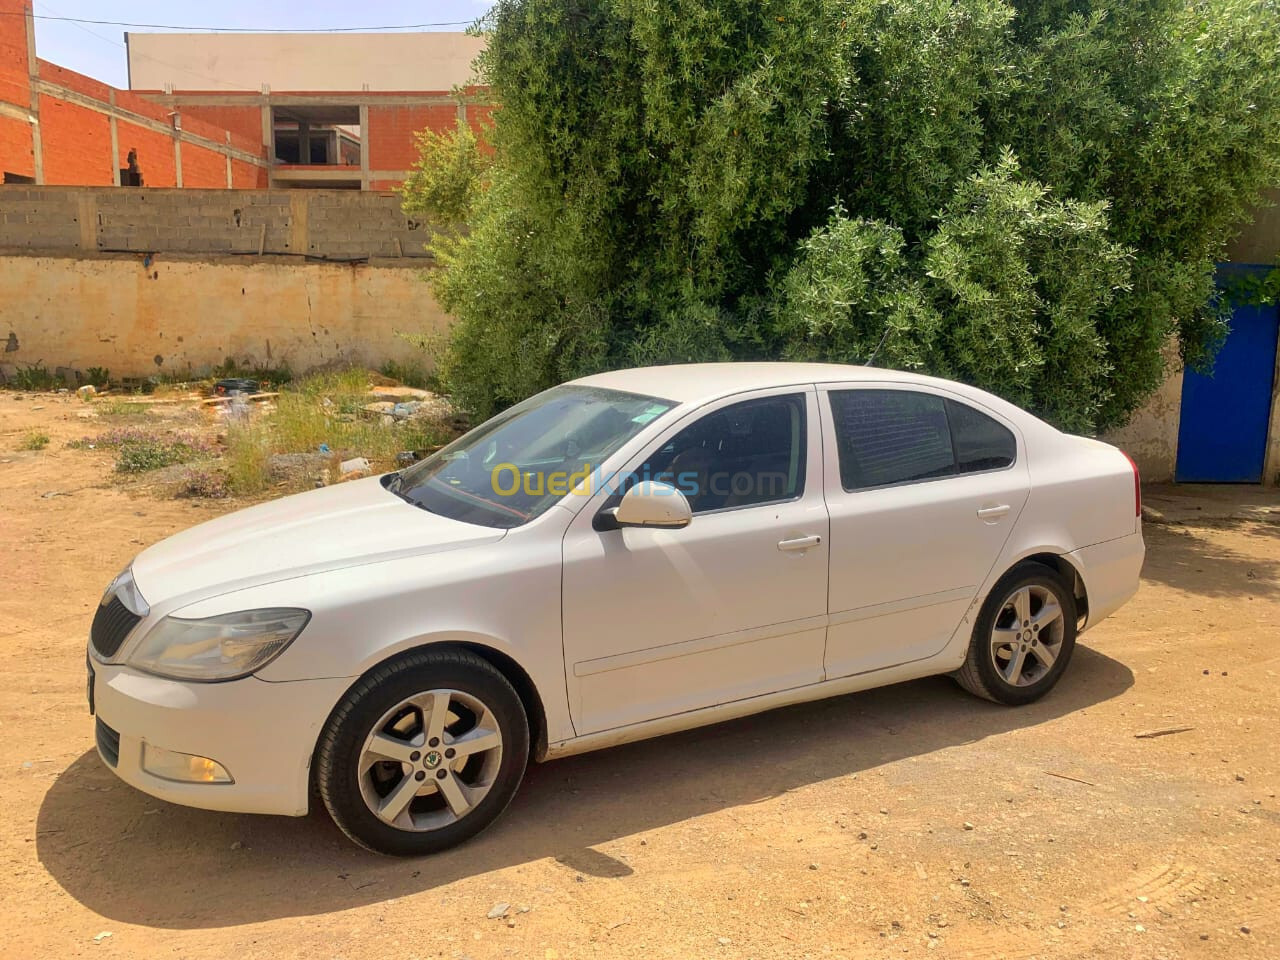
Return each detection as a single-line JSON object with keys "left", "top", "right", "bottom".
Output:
{"left": 423, "top": 750, "right": 442, "bottom": 769}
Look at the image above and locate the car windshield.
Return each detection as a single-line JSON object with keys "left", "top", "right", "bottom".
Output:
{"left": 386, "top": 385, "right": 676, "bottom": 529}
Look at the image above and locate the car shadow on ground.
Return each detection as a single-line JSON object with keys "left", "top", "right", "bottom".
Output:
{"left": 37, "top": 646, "right": 1133, "bottom": 929}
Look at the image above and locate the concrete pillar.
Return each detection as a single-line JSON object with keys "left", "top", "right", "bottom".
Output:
{"left": 359, "top": 104, "right": 370, "bottom": 189}
{"left": 108, "top": 91, "right": 120, "bottom": 186}
{"left": 288, "top": 192, "right": 309, "bottom": 256}
{"left": 25, "top": 3, "right": 43, "bottom": 184}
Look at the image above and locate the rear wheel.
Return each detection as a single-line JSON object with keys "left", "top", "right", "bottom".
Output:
{"left": 955, "top": 564, "right": 1077, "bottom": 705}
{"left": 316, "top": 648, "right": 529, "bottom": 856}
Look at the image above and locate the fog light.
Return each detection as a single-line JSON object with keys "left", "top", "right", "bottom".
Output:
{"left": 142, "top": 744, "right": 233, "bottom": 784}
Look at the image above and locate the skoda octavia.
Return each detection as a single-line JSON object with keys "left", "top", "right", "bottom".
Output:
{"left": 88, "top": 363, "right": 1143, "bottom": 855}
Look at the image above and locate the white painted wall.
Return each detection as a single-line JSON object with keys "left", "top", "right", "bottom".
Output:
{"left": 127, "top": 32, "right": 487, "bottom": 93}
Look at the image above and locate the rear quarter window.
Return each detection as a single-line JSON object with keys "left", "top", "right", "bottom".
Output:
{"left": 946, "top": 400, "right": 1016, "bottom": 473}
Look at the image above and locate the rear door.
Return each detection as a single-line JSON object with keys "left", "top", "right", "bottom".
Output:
{"left": 818, "top": 385, "right": 1030, "bottom": 678}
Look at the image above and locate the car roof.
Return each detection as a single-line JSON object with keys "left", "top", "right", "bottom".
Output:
{"left": 571, "top": 362, "right": 973, "bottom": 406}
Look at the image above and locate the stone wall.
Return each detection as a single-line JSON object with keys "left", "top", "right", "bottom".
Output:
{"left": 0, "top": 186, "right": 431, "bottom": 260}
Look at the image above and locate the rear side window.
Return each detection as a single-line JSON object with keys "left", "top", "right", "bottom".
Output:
{"left": 829, "top": 390, "right": 1017, "bottom": 491}
{"left": 829, "top": 390, "right": 954, "bottom": 489}
{"left": 947, "top": 399, "right": 1016, "bottom": 473}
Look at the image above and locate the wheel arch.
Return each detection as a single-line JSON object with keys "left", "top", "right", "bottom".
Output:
{"left": 317, "top": 637, "right": 551, "bottom": 771}
{"left": 1000, "top": 551, "right": 1089, "bottom": 627}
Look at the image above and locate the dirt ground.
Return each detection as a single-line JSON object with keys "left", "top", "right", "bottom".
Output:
{"left": 2, "top": 390, "right": 1278, "bottom": 960}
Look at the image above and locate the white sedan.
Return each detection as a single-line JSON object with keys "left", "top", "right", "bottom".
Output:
{"left": 88, "top": 363, "right": 1144, "bottom": 855}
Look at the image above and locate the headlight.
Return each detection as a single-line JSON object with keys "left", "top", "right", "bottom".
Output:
{"left": 128, "top": 608, "right": 310, "bottom": 681}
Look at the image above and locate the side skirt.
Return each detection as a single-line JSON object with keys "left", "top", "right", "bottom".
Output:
{"left": 541, "top": 651, "right": 962, "bottom": 762}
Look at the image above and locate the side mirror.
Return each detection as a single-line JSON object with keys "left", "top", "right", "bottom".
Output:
{"left": 598, "top": 480, "right": 692, "bottom": 531}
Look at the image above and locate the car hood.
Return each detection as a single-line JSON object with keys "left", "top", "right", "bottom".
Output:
{"left": 130, "top": 476, "right": 505, "bottom": 606}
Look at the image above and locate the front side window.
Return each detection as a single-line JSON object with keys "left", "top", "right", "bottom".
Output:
{"left": 637, "top": 394, "right": 808, "bottom": 513}
{"left": 389, "top": 385, "right": 675, "bottom": 529}
{"left": 829, "top": 389, "right": 1017, "bottom": 491}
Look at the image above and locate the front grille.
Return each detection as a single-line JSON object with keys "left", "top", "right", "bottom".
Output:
{"left": 95, "top": 718, "right": 120, "bottom": 768}
{"left": 91, "top": 595, "right": 141, "bottom": 660}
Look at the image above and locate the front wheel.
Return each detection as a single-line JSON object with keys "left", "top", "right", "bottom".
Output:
{"left": 955, "top": 563, "right": 1078, "bottom": 706}
{"left": 316, "top": 648, "right": 529, "bottom": 856}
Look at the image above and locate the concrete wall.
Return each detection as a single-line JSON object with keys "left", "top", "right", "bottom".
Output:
{"left": 1227, "top": 188, "right": 1280, "bottom": 266}
{"left": 0, "top": 251, "right": 446, "bottom": 378}
{"left": 126, "top": 32, "right": 487, "bottom": 93}
{"left": 1101, "top": 346, "right": 1184, "bottom": 483}
{"left": 0, "top": 186, "right": 432, "bottom": 260}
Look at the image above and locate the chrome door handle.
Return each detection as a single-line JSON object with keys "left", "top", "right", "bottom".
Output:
{"left": 977, "top": 504, "right": 1011, "bottom": 521}
{"left": 778, "top": 535, "right": 823, "bottom": 552}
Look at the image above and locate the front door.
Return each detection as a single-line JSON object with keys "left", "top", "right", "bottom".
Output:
{"left": 561, "top": 388, "right": 830, "bottom": 735}
{"left": 818, "top": 385, "right": 1031, "bottom": 679}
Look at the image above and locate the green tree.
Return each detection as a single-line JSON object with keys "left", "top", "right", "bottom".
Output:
{"left": 405, "top": 0, "right": 1280, "bottom": 429}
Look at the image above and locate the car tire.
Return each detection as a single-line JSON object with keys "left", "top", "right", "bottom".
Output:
{"left": 316, "top": 647, "right": 529, "bottom": 856}
{"left": 955, "top": 563, "right": 1078, "bottom": 706}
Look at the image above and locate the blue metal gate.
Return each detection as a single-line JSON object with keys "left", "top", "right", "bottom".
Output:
{"left": 1175, "top": 266, "right": 1279, "bottom": 484}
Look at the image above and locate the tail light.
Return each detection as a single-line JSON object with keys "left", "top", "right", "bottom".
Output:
{"left": 1122, "top": 452, "right": 1141, "bottom": 518}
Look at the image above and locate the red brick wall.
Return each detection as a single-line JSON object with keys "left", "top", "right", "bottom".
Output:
{"left": 0, "top": 115, "right": 32, "bottom": 178}
{"left": 1, "top": 0, "right": 33, "bottom": 177}
{"left": 367, "top": 104, "right": 457, "bottom": 171}
{"left": 230, "top": 158, "right": 266, "bottom": 188}
{"left": 180, "top": 104, "right": 263, "bottom": 151}
{"left": 117, "top": 122, "right": 177, "bottom": 187}
{"left": 0, "top": 0, "right": 31, "bottom": 108}
{"left": 38, "top": 95, "right": 112, "bottom": 184}
{"left": 180, "top": 140, "right": 229, "bottom": 188}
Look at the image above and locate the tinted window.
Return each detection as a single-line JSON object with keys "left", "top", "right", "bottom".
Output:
{"left": 947, "top": 400, "right": 1016, "bottom": 473}
{"left": 829, "top": 390, "right": 955, "bottom": 490}
{"left": 639, "top": 394, "right": 807, "bottom": 513}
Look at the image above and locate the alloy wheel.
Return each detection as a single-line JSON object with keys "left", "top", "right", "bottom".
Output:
{"left": 989, "top": 584, "right": 1066, "bottom": 687}
{"left": 357, "top": 689, "right": 504, "bottom": 832}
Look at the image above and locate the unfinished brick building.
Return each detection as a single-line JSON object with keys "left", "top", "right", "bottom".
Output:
{"left": 0, "top": 0, "right": 488, "bottom": 191}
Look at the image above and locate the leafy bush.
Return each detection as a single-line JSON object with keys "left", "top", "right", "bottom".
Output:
{"left": 406, "top": 0, "right": 1280, "bottom": 431}
{"left": 177, "top": 467, "right": 230, "bottom": 499}
{"left": 18, "top": 430, "right": 49, "bottom": 451}
{"left": 12, "top": 364, "right": 59, "bottom": 391}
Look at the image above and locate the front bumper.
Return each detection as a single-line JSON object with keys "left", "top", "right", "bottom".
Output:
{"left": 91, "top": 661, "right": 351, "bottom": 816}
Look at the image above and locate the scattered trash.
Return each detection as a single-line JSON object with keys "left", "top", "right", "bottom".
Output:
{"left": 963, "top": 821, "right": 975, "bottom": 831}
{"left": 1134, "top": 726, "right": 1194, "bottom": 739}
{"left": 716, "top": 937, "right": 732, "bottom": 946}
{"left": 396, "top": 451, "right": 419, "bottom": 467}
{"left": 77, "top": 384, "right": 97, "bottom": 400}
{"left": 487, "top": 902, "right": 510, "bottom": 920}
{"left": 213, "top": 378, "right": 260, "bottom": 397}
{"left": 391, "top": 401, "right": 421, "bottom": 419}
{"left": 92, "top": 932, "right": 112, "bottom": 943}
{"left": 230, "top": 840, "right": 244, "bottom": 850}
{"left": 1235, "top": 773, "right": 1246, "bottom": 782}
{"left": 1045, "top": 771, "right": 1097, "bottom": 787}
{"left": 318, "top": 443, "right": 331, "bottom": 454}
{"left": 340, "top": 457, "right": 372, "bottom": 477}
{"left": 40, "top": 491, "right": 66, "bottom": 500}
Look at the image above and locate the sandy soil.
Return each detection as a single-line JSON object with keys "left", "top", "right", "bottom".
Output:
{"left": 2, "top": 390, "right": 1277, "bottom": 960}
